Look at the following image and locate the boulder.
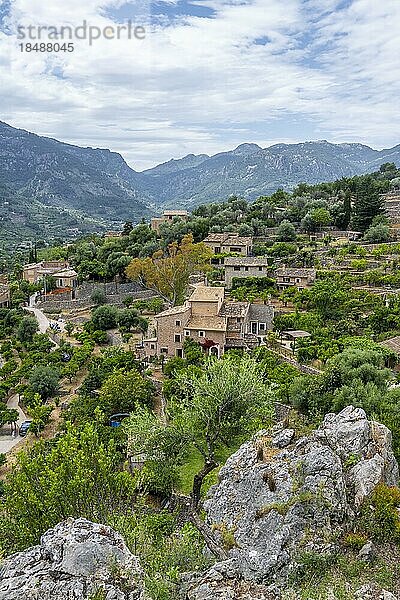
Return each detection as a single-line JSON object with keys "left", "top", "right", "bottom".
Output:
{"left": 271, "top": 429, "right": 295, "bottom": 449}
{"left": 354, "top": 584, "right": 397, "bottom": 599}
{"left": 0, "top": 518, "right": 144, "bottom": 600}
{"left": 194, "top": 406, "right": 398, "bottom": 589}
{"left": 357, "top": 541, "right": 377, "bottom": 562}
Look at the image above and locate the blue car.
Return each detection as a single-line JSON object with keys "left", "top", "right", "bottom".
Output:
{"left": 19, "top": 421, "right": 32, "bottom": 437}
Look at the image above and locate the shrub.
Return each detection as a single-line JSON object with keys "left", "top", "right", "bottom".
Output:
{"left": 91, "top": 305, "right": 118, "bottom": 330}
{"left": 341, "top": 532, "right": 368, "bottom": 551}
{"left": 91, "top": 288, "right": 107, "bottom": 306}
{"left": 359, "top": 484, "right": 400, "bottom": 544}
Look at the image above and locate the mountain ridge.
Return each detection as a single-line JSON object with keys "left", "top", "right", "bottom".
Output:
{"left": 1, "top": 121, "right": 400, "bottom": 245}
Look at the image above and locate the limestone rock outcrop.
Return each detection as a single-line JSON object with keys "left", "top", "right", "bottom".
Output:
{"left": 188, "top": 406, "right": 399, "bottom": 596}
{"left": 0, "top": 518, "right": 144, "bottom": 600}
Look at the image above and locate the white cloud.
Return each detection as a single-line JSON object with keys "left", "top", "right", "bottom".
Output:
{"left": 0, "top": 0, "right": 399, "bottom": 169}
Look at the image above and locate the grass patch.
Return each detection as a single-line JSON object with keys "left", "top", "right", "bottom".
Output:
{"left": 256, "top": 491, "right": 314, "bottom": 519}
{"left": 288, "top": 547, "right": 400, "bottom": 599}
{"left": 177, "top": 443, "right": 242, "bottom": 495}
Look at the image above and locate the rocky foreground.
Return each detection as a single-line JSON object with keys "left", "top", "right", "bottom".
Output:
{"left": 0, "top": 406, "right": 399, "bottom": 600}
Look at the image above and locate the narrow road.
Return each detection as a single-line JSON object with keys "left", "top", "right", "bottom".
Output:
{"left": 0, "top": 393, "right": 28, "bottom": 454}
{"left": 27, "top": 295, "right": 65, "bottom": 335}
{"left": 26, "top": 306, "right": 50, "bottom": 334}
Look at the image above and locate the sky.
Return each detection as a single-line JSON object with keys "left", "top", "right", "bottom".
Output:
{"left": 0, "top": 0, "right": 399, "bottom": 170}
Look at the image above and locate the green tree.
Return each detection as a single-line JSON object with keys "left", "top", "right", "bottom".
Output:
{"left": 301, "top": 208, "right": 331, "bottom": 233}
{"left": 91, "top": 288, "right": 107, "bottom": 306}
{"left": 64, "top": 321, "right": 74, "bottom": 336}
{"left": 16, "top": 316, "right": 38, "bottom": 344}
{"left": 351, "top": 176, "right": 384, "bottom": 232}
{"left": 363, "top": 223, "right": 390, "bottom": 243}
{"left": 125, "top": 355, "right": 273, "bottom": 509}
{"left": 99, "top": 369, "right": 154, "bottom": 417}
{"left": 0, "top": 407, "right": 19, "bottom": 428}
{"left": 126, "top": 234, "right": 213, "bottom": 306}
{"left": 0, "top": 424, "right": 136, "bottom": 553}
{"left": 91, "top": 305, "right": 118, "bottom": 330}
{"left": 29, "top": 366, "right": 59, "bottom": 402}
{"left": 277, "top": 220, "right": 297, "bottom": 242}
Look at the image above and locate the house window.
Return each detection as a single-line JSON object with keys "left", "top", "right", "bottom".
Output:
{"left": 259, "top": 323, "right": 266, "bottom": 332}
{"left": 258, "top": 266, "right": 263, "bottom": 271}
{"left": 230, "top": 246, "right": 241, "bottom": 252}
{"left": 198, "top": 331, "right": 205, "bottom": 337}
{"left": 150, "top": 344, "right": 155, "bottom": 349}
{"left": 250, "top": 322, "right": 258, "bottom": 334}
{"left": 233, "top": 266, "right": 241, "bottom": 271}
{"left": 244, "top": 266, "right": 249, "bottom": 272}
{"left": 284, "top": 277, "right": 290, "bottom": 282}
{"left": 296, "top": 278, "right": 301, "bottom": 283}
{"left": 236, "top": 317, "right": 241, "bottom": 323}
{"left": 184, "top": 330, "right": 190, "bottom": 336}
{"left": 175, "top": 334, "right": 181, "bottom": 343}
{"left": 215, "top": 247, "right": 221, "bottom": 254}
{"left": 176, "top": 348, "right": 183, "bottom": 358}
{"left": 160, "top": 347, "right": 168, "bottom": 354}
{"left": 175, "top": 320, "right": 181, "bottom": 326}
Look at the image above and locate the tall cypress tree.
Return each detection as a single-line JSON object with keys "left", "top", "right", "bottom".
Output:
{"left": 351, "top": 176, "right": 384, "bottom": 232}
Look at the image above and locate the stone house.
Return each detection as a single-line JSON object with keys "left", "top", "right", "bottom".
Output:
{"left": 382, "top": 191, "right": 400, "bottom": 238}
{"left": 23, "top": 261, "right": 71, "bottom": 284}
{"left": 143, "top": 286, "right": 274, "bottom": 359}
{"left": 0, "top": 282, "right": 10, "bottom": 308}
{"left": 52, "top": 268, "right": 79, "bottom": 290}
{"left": 104, "top": 231, "right": 123, "bottom": 239}
{"left": 150, "top": 210, "right": 190, "bottom": 233}
{"left": 224, "top": 256, "right": 270, "bottom": 289}
{"left": 203, "top": 233, "right": 253, "bottom": 257}
{"left": 275, "top": 267, "right": 316, "bottom": 291}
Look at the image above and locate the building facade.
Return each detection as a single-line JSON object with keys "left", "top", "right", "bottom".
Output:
{"left": 52, "top": 268, "right": 79, "bottom": 290}
{"left": 224, "top": 256, "right": 270, "bottom": 289}
{"left": 143, "top": 286, "right": 274, "bottom": 359}
{"left": 23, "top": 261, "right": 71, "bottom": 284}
{"left": 203, "top": 233, "right": 253, "bottom": 256}
{"left": 0, "top": 283, "right": 10, "bottom": 308}
{"left": 275, "top": 267, "right": 316, "bottom": 291}
{"left": 150, "top": 210, "right": 190, "bottom": 233}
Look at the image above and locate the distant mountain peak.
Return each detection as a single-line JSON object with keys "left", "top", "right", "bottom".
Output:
{"left": 232, "top": 143, "right": 263, "bottom": 155}
{"left": 1, "top": 122, "right": 400, "bottom": 239}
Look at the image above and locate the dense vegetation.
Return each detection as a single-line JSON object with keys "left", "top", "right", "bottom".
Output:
{"left": 1, "top": 165, "right": 400, "bottom": 597}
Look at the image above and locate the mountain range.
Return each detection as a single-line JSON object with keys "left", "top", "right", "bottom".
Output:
{"left": 1, "top": 120, "right": 399, "bottom": 246}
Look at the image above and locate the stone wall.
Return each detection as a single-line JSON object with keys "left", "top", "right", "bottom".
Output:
{"left": 38, "top": 282, "right": 157, "bottom": 312}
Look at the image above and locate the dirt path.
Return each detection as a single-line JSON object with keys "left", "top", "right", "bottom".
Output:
{"left": 0, "top": 393, "right": 29, "bottom": 454}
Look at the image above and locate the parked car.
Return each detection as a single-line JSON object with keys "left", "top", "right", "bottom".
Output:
{"left": 109, "top": 413, "right": 130, "bottom": 428}
{"left": 19, "top": 421, "right": 32, "bottom": 437}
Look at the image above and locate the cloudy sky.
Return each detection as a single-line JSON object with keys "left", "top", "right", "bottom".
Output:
{"left": 0, "top": 0, "right": 399, "bottom": 169}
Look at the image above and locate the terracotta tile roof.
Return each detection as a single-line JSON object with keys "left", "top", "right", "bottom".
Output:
{"left": 189, "top": 286, "right": 225, "bottom": 302}
{"left": 380, "top": 336, "right": 400, "bottom": 354}
{"left": 276, "top": 268, "right": 316, "bottom": 279}
{"left": 52, "top": 269, "right": 78, "bottom": 278}
{"left": 224, "top": 257, "right": 269, "bottom": 266}
{"left": 204, "top": 233, "right": 252, "bottom": 246}
{"left": 155, "top": 304, "right": 190, "bottom": 318}
{"left": 188, "top": 316, "right": 227, "bottom": 331}
{"left": 220, "top": 301, "right": 249, "bottom": 317}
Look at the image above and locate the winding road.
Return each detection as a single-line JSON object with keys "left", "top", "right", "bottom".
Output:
{"left": 0, "top": 392, "right": 28, "bottom": 454}
{"left": 0, "top": 298, "right": 68, "bottom": 454}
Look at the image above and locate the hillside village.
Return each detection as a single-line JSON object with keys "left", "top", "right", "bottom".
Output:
{"left": 1, "top": 164, "right": 400, "bottom": 599}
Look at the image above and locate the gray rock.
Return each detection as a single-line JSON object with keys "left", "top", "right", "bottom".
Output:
{"left": 271, "top": 429, "right": 295, "bottom": 449}
{"left": 0, "top": 518, "right": 144, "bottom": 600}
{"left": 194, "top": 406, "right": 399, "bottom": 591}
{"left": 355, "top": 584, "right": 397, "bottom": 599}
{"left": 358, "top": 541, "right": 377, "bottom": 562}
